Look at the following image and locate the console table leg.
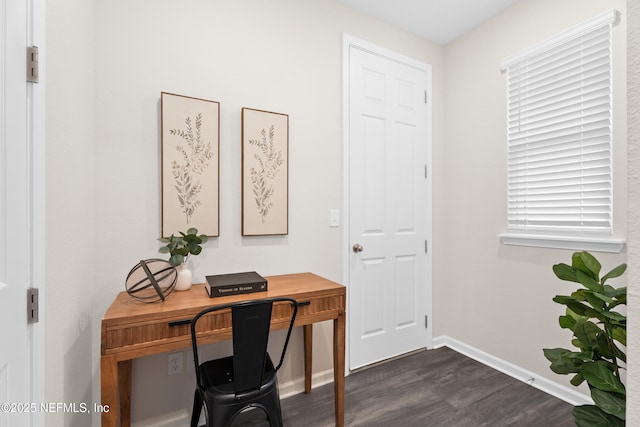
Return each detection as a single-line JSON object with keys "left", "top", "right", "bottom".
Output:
{"left": 118, "top": 360, "right": 132, "bottom": 427}
{"left": 100, "top": 355, "right": 119, "bottom": 427}
{"left": 303, "top": 324, "right": 313, "bottom": 394}
{"left": 333, "top": 312, "right": 346, "bottom": 427}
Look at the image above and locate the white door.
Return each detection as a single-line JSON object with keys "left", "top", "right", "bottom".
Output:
{"left": 347, "top": 39, "right": 432, "bottom": 369}
{"left": 0, "top": 1, "right": 43, "bottom": 426}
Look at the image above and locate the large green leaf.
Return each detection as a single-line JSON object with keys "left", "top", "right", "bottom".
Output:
{"left": 573, "top": 251, "right": 601, "bottom": 280}
{"left": 611, "top": 326, "right": 626, "bottom": 346}
{"left": 570, "top": 372, "right": 585, "bottom": 386}
{"left": 601, "top": 333, "right": 626, "bottom": 363}
{"left": 614, "top": 346, "right": 627, "bottom": 363}
{"left": 573, "top": 405, "right": 624, "bottom": 427}
{"left": 553, "top": 295, "right": 574, "bottom": 305}
{"left": 609, "top": 286, "right": 627, "bottom": 298}
{"left": 573, "top": 319, "right": 601, "bottom": 352}
{"left": 575, "top": 270, "right": 604, "bottom": 293}
{"left": 605, "top": 286, "right": 627, "bottom": 299}
{"left": 553, "top": 263, "right": 579, "bottom": 282}
{"left": 601, "top": 263, "right": 627, "bottom": 284}
{"left": 585, "top": 290, "right": 614, "bottom": 306}
{"left": 580, "top": 291, "right": 606, "bottom": 312}
{"left": 609, "top": 297, "right": 627, "bottom": 310}
{"left": 581, "top": 361, "right": 626, "bottom": 394}
{"left": 559, "top": 314, "right": 577, "bottom": 330}
{"left": 595, "top": 332, "right": 621, "bottom": 361}
{"left": 553, "top": 296, "right": 599, "bottom": 318}
{"left": 169, "top": 254, "right": 184, "bottom": 267}
{"left": 543, "top": 348, "right": 583, "bottom": 375}
{"left": 570, "top": 290, "right": 587, "bottom": 302}
{"left": 591, "top": 389, "right": 626, "bottom": 419}
{"left": 601, "top": 310, "right": 626, "bottom": 323}
{"left": 182, "top": 234, "right": 197, "bottom": 243}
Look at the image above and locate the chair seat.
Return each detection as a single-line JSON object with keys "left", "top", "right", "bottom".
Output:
{"left": 199, "top": 354, "right": 277, "bottom": 395}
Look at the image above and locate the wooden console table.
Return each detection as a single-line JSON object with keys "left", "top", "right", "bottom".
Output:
{"left": 101, "top": 272, "right": 346, "bottom": 427}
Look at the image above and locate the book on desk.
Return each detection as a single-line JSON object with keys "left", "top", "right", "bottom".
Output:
{"left": 204, "top": 271, "right": 268, "bottom": 298}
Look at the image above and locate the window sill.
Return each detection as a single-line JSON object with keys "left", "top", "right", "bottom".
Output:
{"left": 498, "top": 233, "right": 626, "bottom": 253}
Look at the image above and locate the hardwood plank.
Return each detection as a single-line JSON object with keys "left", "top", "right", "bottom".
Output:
{"left": 229, "top": 347, "right": 574, "bottom": 426}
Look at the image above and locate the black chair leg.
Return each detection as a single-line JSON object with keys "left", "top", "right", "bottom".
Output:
{"left": 268, "top": 409, "right": 283, "bottom": 427}
{"left": 190, "top": 390, "right": 202, "bottom": 427}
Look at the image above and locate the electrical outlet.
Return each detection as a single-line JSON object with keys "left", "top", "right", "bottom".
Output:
{"left": 168, "top": 351, "right": 183, "bottom": 375}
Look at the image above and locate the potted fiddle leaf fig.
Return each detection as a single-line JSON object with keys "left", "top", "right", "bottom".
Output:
{"left": 543, "top": 251, "right": 626, "bottom": 427}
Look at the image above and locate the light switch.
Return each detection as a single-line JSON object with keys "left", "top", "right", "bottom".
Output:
{"left": 330, "top": 209, "right": 340, "bottom": 227}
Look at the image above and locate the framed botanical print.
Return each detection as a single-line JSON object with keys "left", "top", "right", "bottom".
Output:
{"left": 161, "top": 92, "right": 219, "bottom": 237}
{"left": 241, "top": 108, "right": 289, "bottom": 235}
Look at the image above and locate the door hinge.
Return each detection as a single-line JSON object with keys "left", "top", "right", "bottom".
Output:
{"left": 424, "top": 164, "right": 428, "bottom": 179}
{"left": 425, "top": 240, "right": 428, "bottom": 254}
{"left": 424, "top": 315, "right": 428, "bottom": 328}
{"left": 27, "top": 46, "right": 39, "bottom": 83}
{"left": 424, "top": 90, "right": 428, "bottom": 104}
{"left": 27, "top": 288, "right": 39, "bottom": 323}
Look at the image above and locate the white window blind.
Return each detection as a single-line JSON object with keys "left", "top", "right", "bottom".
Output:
{"left": 500, "top": 10, "right": 617, "bottom": 240}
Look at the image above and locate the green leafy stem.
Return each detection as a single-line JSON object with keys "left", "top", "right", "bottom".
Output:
{"left": 158, "top": 227, "right": 208, "bottom": 267}
{"left": 543, "top": 251, "right": 626, "bottom": 426}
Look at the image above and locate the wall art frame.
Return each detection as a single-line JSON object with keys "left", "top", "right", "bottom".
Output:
{"left": 161, "top": 92, "right": 220, "bottom": 238}
{"left": 241, "top": 107, "right": 289, "bottom": 236}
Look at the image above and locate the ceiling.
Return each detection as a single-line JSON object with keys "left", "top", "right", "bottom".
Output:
{"left": 338, "top": 0, "right": 521, "bottom": 45}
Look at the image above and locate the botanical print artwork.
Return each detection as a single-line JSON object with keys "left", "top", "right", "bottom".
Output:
{"left": 242, "top": 108, "right": 288, "bottom": 235}
{"left": 162, "top": 93, "right": 219, "bottom": 237}
{"left": 249, "top": 125, "right": 284, "bottom": 223}
{"left": 169, "top": 113, "right": 213, "bottom": 224}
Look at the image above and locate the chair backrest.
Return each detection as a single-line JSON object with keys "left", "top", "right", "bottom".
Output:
{"left": 190, "top": 297, "right": 298, "bottom": 394}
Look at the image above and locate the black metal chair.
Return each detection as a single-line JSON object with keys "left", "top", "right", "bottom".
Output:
{"left": 189, "top": 297, "right": 298, "bottom": 427}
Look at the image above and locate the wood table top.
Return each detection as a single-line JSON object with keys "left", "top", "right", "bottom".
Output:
{"left": 103, "top": 272, "right": 345, "bottom": 325}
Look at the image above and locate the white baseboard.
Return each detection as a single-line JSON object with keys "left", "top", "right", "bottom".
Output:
{"left": 432, "top": 335, "right": 592, "bottom": 406}
{"left": 279, "top": 367, "right": 336, "bottom": 398}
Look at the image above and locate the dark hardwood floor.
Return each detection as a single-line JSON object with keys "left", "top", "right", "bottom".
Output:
{"left": 231, "top": 346, "right": 575, "bottom": 426}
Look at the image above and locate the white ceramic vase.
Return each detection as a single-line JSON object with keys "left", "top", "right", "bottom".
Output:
{"left": 174, "top": 261, "right": 193, "bottom": 291}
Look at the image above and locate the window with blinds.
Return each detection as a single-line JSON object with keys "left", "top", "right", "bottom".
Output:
{"left": 500, "top": 10, "right": 617, "bottom": 241}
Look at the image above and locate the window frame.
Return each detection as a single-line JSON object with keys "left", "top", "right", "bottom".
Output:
{"left": 498, "top": 9, "right": 624, "bottom": 253}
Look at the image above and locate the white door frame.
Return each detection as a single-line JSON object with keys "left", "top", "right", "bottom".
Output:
{"left": 341, "top": 34, "right": 433, "bottom": 371}
{"left": 29, "top": 1, "right": 46, "bottom": 424}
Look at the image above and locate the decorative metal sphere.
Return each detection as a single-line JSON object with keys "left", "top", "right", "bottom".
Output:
{"left": 125, "top": 259, "right": 177, "bottom": 303}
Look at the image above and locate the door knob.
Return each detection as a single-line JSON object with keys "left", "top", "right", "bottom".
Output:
{"left": 352, "top": 244, "right": 364, "bottom": 253}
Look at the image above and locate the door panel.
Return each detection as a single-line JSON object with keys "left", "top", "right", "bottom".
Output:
{"left": 348, "top": 43, "right": 431, "bottom": 370}
{"left": 0, "top": 0, "right": 33, "bottom": 425}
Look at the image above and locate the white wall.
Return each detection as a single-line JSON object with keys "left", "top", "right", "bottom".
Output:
{"left": 45, "top": 0, "right": 96, "bottom": 426}
{"left": 441, "top": 0, "right": 627, "bottom": 395}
